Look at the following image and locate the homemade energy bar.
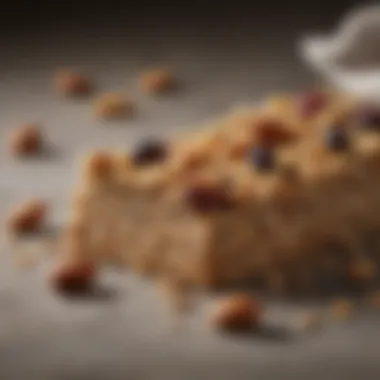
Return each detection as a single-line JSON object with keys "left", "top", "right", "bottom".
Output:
{"left": 59, "top": 91, "right": 380, "bottom": 291}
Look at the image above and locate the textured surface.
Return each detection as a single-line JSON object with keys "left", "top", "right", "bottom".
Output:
{"left": 1, "top": 2, "right": 380, "bottom": 379}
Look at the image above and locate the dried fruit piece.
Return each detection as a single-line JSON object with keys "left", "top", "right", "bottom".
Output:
{"left": 8, "top": 123, "right": 43, "bottom": 157}
{"left": 211, "top": 294, "right": 262, "bottom": 332}
{"left": 297, "top": 91, "right": 326, "bottom": 118}
{"left": 255, "top": 119, "right": 296, "bottom": 146}
{"left": 8, "top": 199, "right": 47, "bottom": 234}
{"left": 55, "top": 70, "right": 92, "bottom": 97}
{"left": 186, "top": 183, "right": 234, "bottom": 213}
{"left": 93, "top": 93, "right": 134, "bottom": 120}
{"left": 140, "top": 68, "right": 176, "bottom": 94}
{"left": 132, "top": 140, "right": 168, "bottom": 166}
{"left": 49, "top": 258, "right": 95, "bottom": 295}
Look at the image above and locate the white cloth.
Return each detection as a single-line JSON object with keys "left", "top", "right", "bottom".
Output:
{"left": 299, "top": 4, "right": 380, "bottom": 101}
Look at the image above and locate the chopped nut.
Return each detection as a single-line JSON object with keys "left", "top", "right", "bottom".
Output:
{"left": 211, "top": 294, "right": 262, "bottom": 332}
{"left": 83, "top": 152, "right": 114, "bottom": 180}
{"left": 49, "top": 258, "right": 95, "bottom": 295}
{"left": 331, "top": 299, "right": 355, "bottom": 321}
{"left": 140, "top": 68, "right": 176, "bottom": 94}
{"left": 8, "top": 199, "right": 47, "bottom": 234}
{"left": 54, "top": 70, "right": 92, "bottom": 97}
{"left": 93, "top": 93, "right": 134, "bottom": 120}
{"left": 347, "top": 260, "right": 375, "bottom": 283}
{"left": 8, "top": 123, "right": 43, "bottom": 157}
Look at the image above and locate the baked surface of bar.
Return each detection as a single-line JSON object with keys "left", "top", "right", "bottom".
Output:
{"left": 62, "top": 91, "right": 380, "bottom": 291}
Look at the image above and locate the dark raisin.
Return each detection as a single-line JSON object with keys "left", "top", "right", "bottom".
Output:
{"left": 297, "top": 92, "right": 326, "bottom": 118}
{"left": 249, "top": 145, "right": 275, "bottom": 171}
{"left": 356, "top": 106, "right": 380, "bottom": 129}
{"left": 186, "top": 185, "right": 234, "bottom": 212}
{"left": 132, "top": 140, "right": 167, "bottom": 165}
{"left": 324, "top": 126, "right": 349, "bottom": 151}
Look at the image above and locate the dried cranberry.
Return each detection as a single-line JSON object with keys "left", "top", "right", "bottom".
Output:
{"left": 132, "top": 140, "right": 167, "bottom": 165}
{"left": 186, "top": 185, "right": 234, "bottom": 212}
{"left": 297, "top": 92, "right": 326, "bottom": 118}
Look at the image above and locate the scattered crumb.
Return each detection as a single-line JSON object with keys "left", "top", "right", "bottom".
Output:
{"left": 211, "top": 294, "right": 262, "bottom": 332}
{"left": 348, "top": 260, "right": 375, "bottom": 283}
{"left": 93, "top": 93, "right": 134, "bottom": 120}
{"left": 140, "top": 68, "right": 176, "bottom": 94}
{"left": 8, "top": 123, "right": 43, "bottom": 157}
{"left": 83, "top": 151, "right": 114, "bottom": 180}
{"left": 54, "top": 70, "right": 92, "bottom": 97}
{"left": 7, "top": 199, "right": 47, "bottom": 234}
{"left": 331, "top": 299, "right": 355, "bottom": 321}
{"left": 49, "top": 258, "right": 95, "bottom": 295}
{"left": 297, "top": 310, "right": 324, "bottom": 333}
{"left": 366, "top": 290, "right": 380, "bottom": 309}
{"left": 158, "top": 275, "right": 192, "bottom": 315}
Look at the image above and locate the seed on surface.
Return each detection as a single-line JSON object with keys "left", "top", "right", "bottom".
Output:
{"left": 8, "top": 123, "right": 43, "bottom": 157}
{"left": 249, "top": 145, "right": 275, "bottom": 171}
{"left": 186, "top": 183, "right": 234, "bottom": 213}
{"left": 297, "top": 91, "right": 326, "bottom": 118}
{"left": 211, "top": 294, "right": 262, "bottom": 332}
{"left": 324, "top": 126, "right": 350, "bottom": 151}
{"left": 132, "top": 140, "right": 168, "bottom": 166}
{"left": 49, "top": 258, "right": 95, "bottom": 295}
{"left": 54, "top": 70, "right": 92, "bottom": 97}
{"left": 140, "top": 68, "right": 176, "bottom": 94}
{"left": 8, "top": 199, "right": 47, "bottom": 234}
{"left": 93, "top": 93, "right": 134, "bottom": 120}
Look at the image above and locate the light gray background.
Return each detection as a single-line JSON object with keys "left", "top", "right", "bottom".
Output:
{"left": 1, "top": 1, "right": 379, "bottom": 379}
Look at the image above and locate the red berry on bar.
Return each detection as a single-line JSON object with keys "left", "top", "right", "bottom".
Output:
{"left": 297, "top": 92, "right": 326, "bottom": 118}
{"left": 186, "top": 184, "right": 234, "bottom": 212}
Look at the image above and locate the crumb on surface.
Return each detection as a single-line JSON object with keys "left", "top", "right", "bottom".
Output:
{"left": 54, "top": 70, "right": 92, "bottom": 96}
{"left": 8, "top": 199, "right": 47, "bottom": 234}
{"left": 49, "top": 257, "right": 95, "bottom": 295}
{"left": 140, "top": 68, "right": 176, "bottom": 94}
{"left": 211, "top": 294, "right": 262, "bottom": 332}
{"left": 8, "top": 123, "right": 43, "bottom": 157}
{"left": 331, "top": 299, "right": 355, "bottom": 321}
{"left": 93, "top": 93, "right": 134, "bottom": 120}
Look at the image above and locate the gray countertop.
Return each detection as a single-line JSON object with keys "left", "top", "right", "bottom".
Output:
{"left": 1, "top": 2, "right": 380, "bottom": 379}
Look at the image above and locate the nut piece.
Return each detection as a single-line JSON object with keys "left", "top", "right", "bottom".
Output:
{"left": 211, "top": 294, "right": 262, "bottom": 332}
{"left": 83, "top": 151, "right": 114, "bottom": 180}
{"left": 93, "top": 93, "right": 134, "bottom": 120}
{"left": 55, "top": 70, "right": 92, "bottom": 97}
{"left": 140, "top": 68, "right": 176, "bottom": 94}
{"left": 49, "top": 258, "right": 95, "bottom": 295}
{"left": 331, "top": 299, "right": 355, "bottom": 321}
{"left": 8, "top": 199, "right": 47, "bottom": 234}
{"left": 8, "top": 124, "right": 43, "bottom": 157}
